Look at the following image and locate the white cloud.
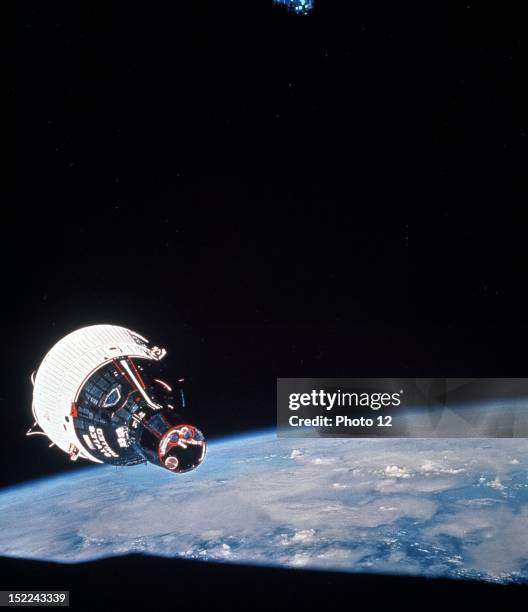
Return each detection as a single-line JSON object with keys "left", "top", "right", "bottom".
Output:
{"left": 311, "top": 457, "right": 336, "bottom": 465}
{"left": 487, "top": 476, "right": 506, "bottom": 491}
{"left": 383, "top": 465, "right": 412, "bottom": 478}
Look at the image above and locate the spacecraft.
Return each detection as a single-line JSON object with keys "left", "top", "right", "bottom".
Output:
{"left": 28, "top": 325, "right": 206, "bottom": 473}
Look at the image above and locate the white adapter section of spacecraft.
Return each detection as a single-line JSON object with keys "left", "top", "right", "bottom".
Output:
{"left": 30, "top": 324, "right": 166, "bottom": 462}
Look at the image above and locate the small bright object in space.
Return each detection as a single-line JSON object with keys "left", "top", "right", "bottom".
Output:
{"left": 28, "top": 325, "right": 206, "bottom": 474}
{"left": 274, "top": 0, "right": 314, "bottom": 15}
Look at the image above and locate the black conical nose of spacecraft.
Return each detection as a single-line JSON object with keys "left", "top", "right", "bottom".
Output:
{"left": 157, "top": 424, "right": 207, "bottom": 473}
{"left": 136, "top": 415, "right": 207, "bottom": 474}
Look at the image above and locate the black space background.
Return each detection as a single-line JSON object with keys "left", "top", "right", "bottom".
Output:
{"left": 8, "top": 1, "right": 528, "bottom": 605}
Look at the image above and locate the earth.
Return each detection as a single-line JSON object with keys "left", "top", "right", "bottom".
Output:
{"left": 1, "top": 431, "right": 527, "bottom": 584}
